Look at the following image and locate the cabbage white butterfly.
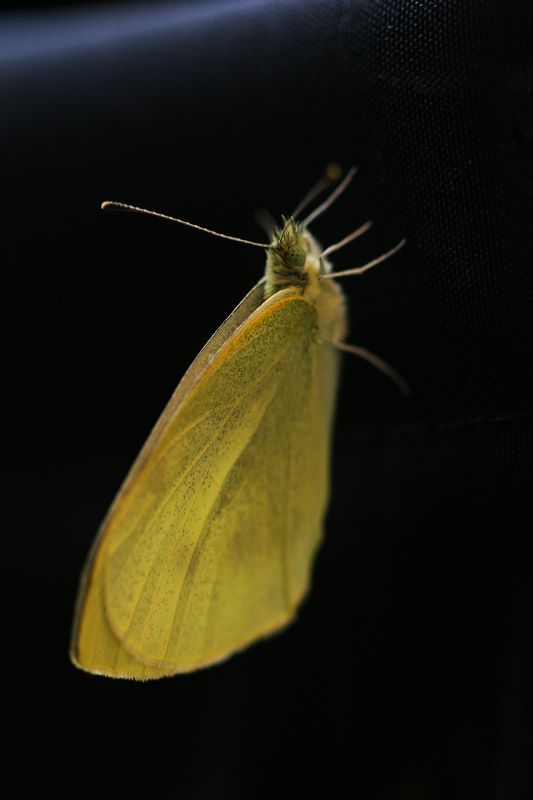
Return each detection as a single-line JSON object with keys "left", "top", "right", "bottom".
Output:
{"left": 70, "top": 167, "right": 408, "bottom": 678}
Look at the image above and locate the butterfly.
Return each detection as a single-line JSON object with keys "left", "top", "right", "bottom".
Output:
{"left": 70, "top": 167, "right": 408, "bottom": 679}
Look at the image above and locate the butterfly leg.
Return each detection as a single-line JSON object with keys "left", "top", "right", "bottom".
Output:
{"left": 322, "top": 239, "right": 406, "bottom": 279}
{"left": 334, "top": 341, "right": 411, "bottom": 396}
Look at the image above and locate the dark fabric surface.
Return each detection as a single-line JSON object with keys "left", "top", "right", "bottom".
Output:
{"left": 3, "top": 1, "right": 532, "bottom": 797}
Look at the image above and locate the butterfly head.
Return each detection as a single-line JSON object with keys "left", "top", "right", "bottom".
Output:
{"left": 265, "top": 217, "right": 325, "bottom": 298}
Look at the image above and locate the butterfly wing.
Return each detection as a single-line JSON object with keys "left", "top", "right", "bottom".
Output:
{"left": 71, "top": 288, "right": 340, "bottom": 678}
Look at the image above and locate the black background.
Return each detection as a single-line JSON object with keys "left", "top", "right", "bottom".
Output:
{"left": 3, "top": 1, "right": 532, "bottom": 797}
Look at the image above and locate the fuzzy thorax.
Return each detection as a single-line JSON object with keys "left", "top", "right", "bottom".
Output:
{"left": 264, "top": 218, "right": 347, "bottom": 344}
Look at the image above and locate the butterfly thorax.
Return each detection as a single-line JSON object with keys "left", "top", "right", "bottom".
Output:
{"left": 264, "top": 218, "right": 347, "bottom": 344}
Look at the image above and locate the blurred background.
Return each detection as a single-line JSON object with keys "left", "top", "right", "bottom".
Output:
{"left": 3, "top": 1, "right": 532, "bottom": 797}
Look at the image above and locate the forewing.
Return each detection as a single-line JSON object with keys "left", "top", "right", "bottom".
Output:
{"left": 71, "top": 290, "right": 340, "bottom": 677}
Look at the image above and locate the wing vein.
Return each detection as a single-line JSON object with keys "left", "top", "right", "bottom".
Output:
{"left": 163, "top": 368, "right": 286, "bottom": 661}
{"left": 113, "top": 346, "right": 289, "bottom": 655}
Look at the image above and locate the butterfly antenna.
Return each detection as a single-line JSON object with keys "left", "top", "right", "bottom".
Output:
{"left": 291, "top": 162, "right": 343, "bottom": 220}
{"left": 302, "top": 166, "right": 357, "bottom": 228}
{"left": 101, "top": 201, "right": 272, "bottom": 250}
{"left": 321, "top": 239, "right": 406, "bottom": 280}
{"left": 253, "top": 207, "right": 277, "bottom": 240}
{"left": 335, "top": 342, "right": 411, "bottom": 396}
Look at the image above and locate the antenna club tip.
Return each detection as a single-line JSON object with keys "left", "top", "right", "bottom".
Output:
{"left": 101, "top": 201, "right": 113, "bottom": 210}
{"left": 325, "top": 162, "right": 343, "bottom": 182}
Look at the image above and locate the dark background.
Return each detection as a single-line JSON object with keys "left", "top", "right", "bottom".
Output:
{"left": 3, "top": 1, "right": 532, "bottom": 797}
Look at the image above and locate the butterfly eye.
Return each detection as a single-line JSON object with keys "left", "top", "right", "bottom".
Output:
{"left": 285, "top": 245, "right": 306, "bottom": 269}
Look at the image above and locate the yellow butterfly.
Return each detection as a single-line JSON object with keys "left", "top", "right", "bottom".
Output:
{"left": 70, "top": 168, "right": 408, "bottom": 679}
